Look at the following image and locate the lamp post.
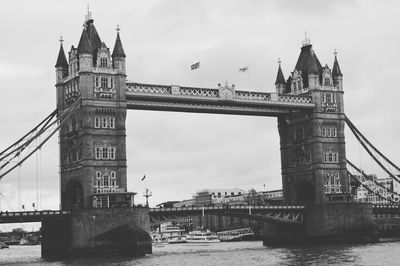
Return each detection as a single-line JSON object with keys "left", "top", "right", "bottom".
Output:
{"left": 143, "top": 188, "right": 152, "bottom": 208}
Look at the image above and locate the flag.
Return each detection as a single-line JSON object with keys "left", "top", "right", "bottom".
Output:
{"left": 239, "top": 66, "right": 248, "bottom": 72}
{"left": 191, "top": 62, "right": 200, "bottom": 70}
{"left": 141, "top": 175, "right": 146, "bottom": 181}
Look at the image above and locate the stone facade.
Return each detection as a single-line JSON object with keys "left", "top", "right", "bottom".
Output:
{"left": 55, "top": 17, "right": 129, "bottom": 210}
{"left": 276, "top": 43, "right": 348, "bottom": 204}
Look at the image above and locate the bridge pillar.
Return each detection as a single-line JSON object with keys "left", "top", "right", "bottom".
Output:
{"left": 263, "top": 203, "right": 377, "bottom": 245}
{"left": 42, "top": 216, "right": 72, "bottom": 259}
{"left": 269, "top": 42, "right": 377, "bottom": 245}
{"left": 41, "top": 208, "right": 152, "bottom": 259}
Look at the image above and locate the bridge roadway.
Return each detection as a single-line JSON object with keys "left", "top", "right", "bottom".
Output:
{"left": 125, "top": 82, "right": 315, "bottom": 116}
{"left": 0, "top": 205, "right": 304, "bottom": 224}
{"left": 1, "top": 204, "right": 397, "bottom": 225}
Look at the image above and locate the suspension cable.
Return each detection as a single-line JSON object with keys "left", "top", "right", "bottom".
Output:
{"left": 347, "top": 159, "right": 400, "bottom": 203}
{"left": 345, "top": 116, "right": 400, "bottom": 183}
{"left": 0, "top": 99, "right": 81, "bottom": 181}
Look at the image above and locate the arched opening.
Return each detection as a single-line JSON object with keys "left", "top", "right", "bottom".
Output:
{"left": 296, "top": 182, "right": 315, "bottom": 204}
{"left": 64, "top": 180, "right": 84, "bottom": 210}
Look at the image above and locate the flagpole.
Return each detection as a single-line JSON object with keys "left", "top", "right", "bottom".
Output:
{"left": 199, "top": 61, "right": 202, "bottom": 87}
{"left": 247, "top": 66, "right": 250, "bottom": 90}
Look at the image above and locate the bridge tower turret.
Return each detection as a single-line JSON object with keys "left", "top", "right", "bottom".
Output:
{"left": 332, "top": 51, "right": 343, "bottom": 90}
{"left": 275, "top": 59, "right": 286, "bottom": 94}
{"left": 277, "top": 41, "right": 349, "bottom": 205}
{"left": 55, "top": 12, "right": 134, "bottom": 210}
{"left": 55, "top": 39, "right": 69, "bottom": 84}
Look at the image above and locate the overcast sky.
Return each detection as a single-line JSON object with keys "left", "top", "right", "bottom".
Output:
{"left": 1, "top": 0, "right": 400, "bottom": 231}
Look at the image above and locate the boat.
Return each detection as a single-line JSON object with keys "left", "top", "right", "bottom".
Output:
{"left": 186, "top": 230, "right": 220, "bottom": 243}
{"left": 1, "top": 242, "right": 9, "bottom": 249}
{"left": 152, "top": 224, "right": 187, "bottom": 244}
{"left": 217, "top": 228, "right": 255, "bottom": 242}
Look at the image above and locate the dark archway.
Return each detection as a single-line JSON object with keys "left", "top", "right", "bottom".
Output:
{"left": 296, "top": 182, "right": 315, "bottom": 204}
{"left": 64, "top": 179, "right": 84, "bottom": 210}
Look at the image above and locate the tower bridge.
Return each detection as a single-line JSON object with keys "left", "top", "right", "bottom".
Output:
{"left": 1, "top": 13, "right": 400, "bottom": 258}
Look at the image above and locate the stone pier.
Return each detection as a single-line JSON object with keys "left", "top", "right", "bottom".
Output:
{"left": 41, "top": 207, "right": 152, "bottom": 259}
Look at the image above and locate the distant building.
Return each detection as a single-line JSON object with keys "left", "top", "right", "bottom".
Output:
{"left": 194, "top": 188, "right": 246, "bottom": 206}
{"left": 156, "top": 201, "right": 180, "bottom": 208}
{"left": 173, "top": 199, "right": 195, "bottom": 208}
{"left": 208, "top": 188, "right": 246, "bottom": 199}
{"left": 354, "top": 175, "right": 400, "bottom": 204}
{"left": 194, "top": 190, "right": 212, "bottom": 206}
{"left": 260, "top": 189, "right": 283, "bottom": 202}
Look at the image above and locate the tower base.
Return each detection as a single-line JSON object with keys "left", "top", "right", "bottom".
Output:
{"left": 263, "top": 202, "right": 379, "bottom": 246}
{"left": 41, "top": 207, "right": 152, "bottom": 259}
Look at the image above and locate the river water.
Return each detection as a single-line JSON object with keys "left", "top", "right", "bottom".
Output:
{"left": 1, "top": 241, "right": 400, "bottom": 265}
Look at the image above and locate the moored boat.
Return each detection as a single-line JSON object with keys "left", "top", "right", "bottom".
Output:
{"left": 152, "top": 224, "right": 187, "bottom": 244}
{"left": 186, "top": 230, "right": 220, "bottom": 243}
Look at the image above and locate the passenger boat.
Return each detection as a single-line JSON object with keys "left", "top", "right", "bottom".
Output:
{"left": 186, "top": 230, "right": 220, "bottom": 243}
{"left": 152, "top": 225, "right": 187, "bottom": 244}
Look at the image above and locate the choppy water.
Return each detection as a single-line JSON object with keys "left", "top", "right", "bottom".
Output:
{"left": 1, "top": 241, "right": 400, "bottom": 265}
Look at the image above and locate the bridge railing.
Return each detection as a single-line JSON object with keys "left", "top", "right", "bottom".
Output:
{"left": 149, "top": 205, "right": 305, "bottom": 212}
{"left": 0, "top": 210, "right": 70, "bottom": 217}
{"left": 126, "top": 82, "right": 313, "bottom": 106}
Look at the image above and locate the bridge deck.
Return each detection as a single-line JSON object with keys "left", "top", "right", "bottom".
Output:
{"left": 126, "top": 82, "right": 315, "bottom": 116}
{"left": 0, "top": 210, "right": 70, "bottom": 224}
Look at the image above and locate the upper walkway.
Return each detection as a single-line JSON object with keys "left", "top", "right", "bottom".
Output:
{"left": 126, "top": 82, "right": 315, "bottom": 116}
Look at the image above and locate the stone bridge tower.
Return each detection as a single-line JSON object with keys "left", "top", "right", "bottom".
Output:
{"left": 276, "top": 40, "right": 348, "bottom": 204}
{"left": 55, "top": 14, "right": 135, "bottom": 210}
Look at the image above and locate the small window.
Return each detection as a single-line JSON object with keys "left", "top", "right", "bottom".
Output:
{"left": 96, "top": 171, "right": 101, "bottom": 179}
{"left": 101, "top": 117, "right": 107, "bottom": 128}
{"left": 102, "top": 147, "right": 108, "bottom": 159}
{"left": 103, "top": 175, "right": 110, "bottom": 186}
{"left": 101, "top": 77, "right": 108, "bottom": 88}
{"left": 95, "top": 76, "right": 100, "bottom": 87}
{"left": 100, "top": 57, "right": 108, "bottom": 68}
{"left": 94, "top": 117, "right": 100, "bottom": 128}
{"left": 108, "top": 117, "right": 115, "bottom": 128}
{"left": 108, "top": 147, "right": 115, "bottom": 160}
{"left": 95, "top": 147, "right": 101, "bottom": 159}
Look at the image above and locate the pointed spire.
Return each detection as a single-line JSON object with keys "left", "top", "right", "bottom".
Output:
{"left": 55, "top": 36, "right": 68, "bottom": 67}
{"left": 77, "top": 29, "right": 92, "bottom": 54}
{"left": 308, "top": 54, "right": 319, "bottom": 74}
{"left": 275, "top": 58, "right": 285, "bottom": 85}
{"left": 112, "top": 25, "right": 126, "bottom": 58}
{"left": 332, "top": 50, "right": 343, "bottom": 77}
